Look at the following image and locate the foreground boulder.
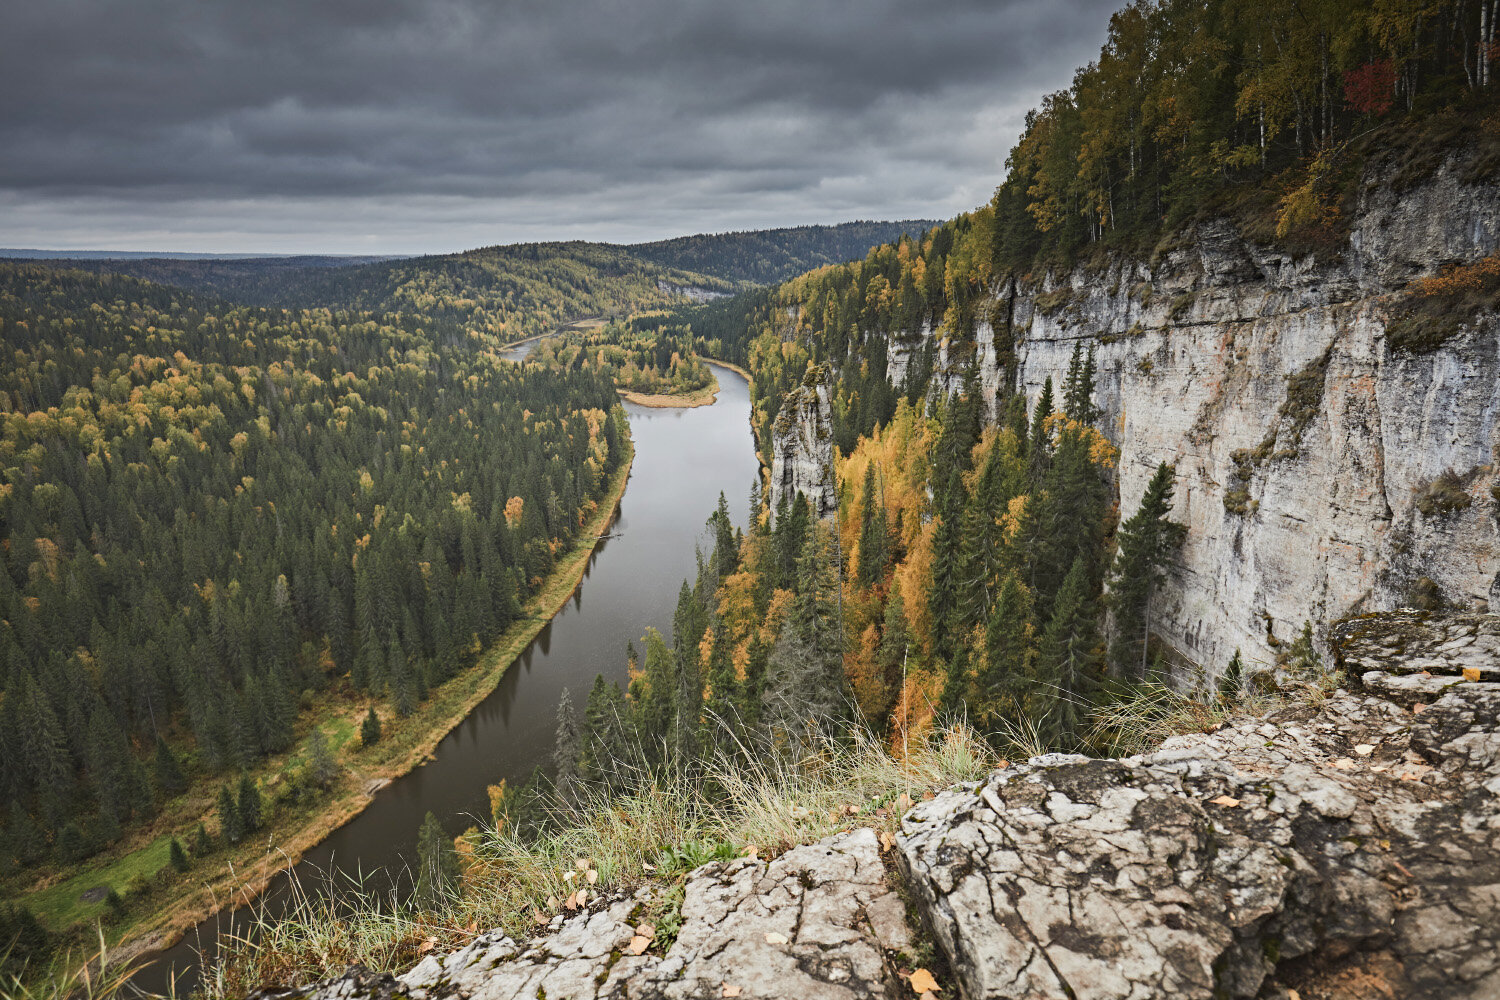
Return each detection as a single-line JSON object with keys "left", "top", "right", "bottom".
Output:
{"left": 898, "top": 613, "right": 1500, "bottom": 999}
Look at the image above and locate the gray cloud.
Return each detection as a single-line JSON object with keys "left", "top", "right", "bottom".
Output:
{"left": 1, "top": 0, "right": 1115, "bottom": 253}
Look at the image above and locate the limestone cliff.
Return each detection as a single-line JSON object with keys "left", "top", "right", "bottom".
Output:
{"left": 769, "top": 362, "right": 836, "bottom": 517}
{"left": 837, "top": 156, "right": 1500, "bottom": 678}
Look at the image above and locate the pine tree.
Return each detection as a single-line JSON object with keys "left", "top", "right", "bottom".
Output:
{"left": 153, "top": 735, "right": 187, "bottom": 796}
{"left": 552, "top": 688, "right": 581, "bottom": 802}
{"left": 1108, "top": 462, "right": 1186, "bottom": 680}
{"left": 191, "top": 821, "right": 213, "bottom": 857}
{"left": 308, "top": 726, "right": 338, "bottom": 788}
{"left": 1034, "top": 556, "right": 1102, "bottom": 744}
{"left": 1062, "top": 344, "right": 1100, "bottom": 425}
{"left": 413, "top": 811, "right": 459, "bottom": 912}
{"left": 855, "top": 463, "right": 889, "bottom": 587}
{"left": 973, "top": 574, "right": 1034, "bottom": 729}
{"left": 169, "top": 837, "right": 190, "bottom": 873}
{"left": 361, "top": 706, "right": 382, "bottom": 747}
{"left": 1028, "top": 377, "right": 1056, "bottom": 477}
{"left": 218, "top": 783, "right": 242, "bottom": 843}
{"left": 1219, "top": 649, "right": 1245, "bottom": 705}
{"left": 237, "top": 773, "right": 262, "bottom": 834}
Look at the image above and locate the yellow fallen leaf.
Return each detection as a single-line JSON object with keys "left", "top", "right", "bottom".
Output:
{"left": 896, "top": 793, "right": 913, "bottom": 811}
{"left": 1287, "top": 990, "right": 1301, "bottom": 1000}
{"left": 642, "top": 861, "right": 657, "bottom": 873}
{"left": 764, "top": 931, "right": 789, "bottom": 945}
{"left": 909, "top": 968, "right": 941, "bottom": 993}
{"left": 546, "top": 896, "right": 559, "bottom": 910}
{"left": 996, "top": 759, "right": 1010, "bottom": 769}
{"left": 576, "top": 889, "right": 588, "bottom": 907}
{"left": 845, "top": 804, "right": 859, "bottom": 816}
{"left": 564, "top": 894, "right": 577, "bottom": 912}
{"left": 418, "top": 936, "right": 437, "bottom": 954}
{"left": 586, "top": 869, "right": 599, "bottom": 884}
{"left": 1354, "top": 743, "right": 1375, "bottom": 756}
{"left": 722, "top": 986, "right": 742, "bottom": 998}
{"left": 1463, "top": 666, "right": 1482, "bottom": 682}
{"left": 1210, "top": 795, "right": 1240, "bottom": 808}
{"left": 576, "top": 857, "right": 591, "bottom": 871}
{"left": 880, "top": 831, "right": 896, "bottom": 853}
{"left": 1412, "top": 702, "right": 1427, "bottom": 714}
{"left": 636, "top": 923, "right": 655, "bottom": 939}
{"left": 532, "top": 908, "right": 547, "bottom": 925}
{"left": 627, "top": 935, "right": 651, "bottom": 955}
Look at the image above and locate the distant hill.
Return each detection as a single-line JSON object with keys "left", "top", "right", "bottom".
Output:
{"left": 0, "top": 249, "right": 396, "bottom": 262}
{"left": 627, "top": 220, "right": 940, "bottom": 284}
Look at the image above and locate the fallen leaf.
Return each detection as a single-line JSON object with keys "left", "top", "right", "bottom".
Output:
{"left": 922, "top": 791, "right": 934, "bottom": 801}
{"left": 880, "top": 831, "right": 896, "bottom": 853}
{"left": 636, "top": 923, "right": 655, "bottom": 939}
{"left": 1412, "top": 702, "right": 1427, "bottom": 714}
{"left": 563, "top": 870, "right": 577, "bottom": 882}
{"left": 909, "top": 968, "right": 941, "bottom": 993}
{"left": 418, "top": 936, "right": 437, "bottom": 954}
{"left": 1354, "top": 743, "right": 1375, "bottom": 756}
{"left": 722, "top": 986, "right": 742, "bottom": 998}
{"left": 576, "top": 857, "right": 591, "bottom": 871}
{"left": 564, "top": 894, "right": 577, "bottom": 912}
{"left": 1329, "top": 758, "right": 1355, "bottom": 770}
{"left": 546, "top": 896, "right": 559, "bottom": 910}
{"left": 764, "top": 931, "right": 789, "bottom": 945}
{"left": 1287, "top": 990, "right": 1302, "bottom": 1000}
{"left": 642, "top": 862, "right": 657, "bottom": 873}
{"left": 532, "top": 909, "right": 546, "bottom": 926}
{"left": 845, "top": 804, "right": 859, "bottom": 816}
{"left": 896, "top": 793, "right": 913, "bottom": 811}
{"left": 586, "top": 869, "right": 599, "bottom": 885}
{"left": 744, "top": 844, "right": 758, "bottom": 860}
{"left": 1463, "top": 666, "right": 1482, "bottom": 682}
{"left": 627, "top": 935, "right": 651, "bottom": 956}
{"left": 464, "top": 921, "right": 477, "bottom": 934}
{"left": 1210, "top": 795, "right": 1241, "bottom": 808}
{"left": 996, "top": 759, "right": 1010, "bottom": 769}
{"left": 577, "top": 889, "right": 588, "bottom": 907}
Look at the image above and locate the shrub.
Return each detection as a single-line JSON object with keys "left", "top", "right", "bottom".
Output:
{"left": 1415, "top": 471, "right": 1472, "bottom": 517}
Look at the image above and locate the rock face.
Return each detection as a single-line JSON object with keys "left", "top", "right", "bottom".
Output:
{"left": 795, "top": 156, "right": 1500, "bottom": 679}
{"left": 897, "top": 611, "right": 1500, "bottom": 999}
{"left": 271, "top": 829, "right": 912, "bottom": 1000}
{"left": 769, "top": 363, "right": 836, "bottom": 517}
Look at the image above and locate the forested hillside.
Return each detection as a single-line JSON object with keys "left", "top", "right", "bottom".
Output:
{"left": 0, "top": 263, "right": 627, "bottom": 887}
{"left": 626, "top": 221, "right": 939, "bottom": 285}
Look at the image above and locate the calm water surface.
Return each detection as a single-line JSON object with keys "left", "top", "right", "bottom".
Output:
{"left": 135, "top": 364, "right": 756, "bottom": 994}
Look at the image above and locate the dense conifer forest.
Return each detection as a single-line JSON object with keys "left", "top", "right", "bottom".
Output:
{"left": 0, "top": 263, "right": 627, "bottom": 901}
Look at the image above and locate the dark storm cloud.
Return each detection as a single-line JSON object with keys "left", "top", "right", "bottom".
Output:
{"left": 0, "top": 0, "right": 1115, "bottom": 252}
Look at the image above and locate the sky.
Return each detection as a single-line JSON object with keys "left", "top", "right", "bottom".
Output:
{"left": 1, "top": 0, "right": 1116, "bottom": 255}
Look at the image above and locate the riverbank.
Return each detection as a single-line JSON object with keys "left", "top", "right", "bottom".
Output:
{"left": 78, "top": 433, "right": 637, "bottom": 976}
{"left": 616, "top": 371, "right": 720, "bottom": 409}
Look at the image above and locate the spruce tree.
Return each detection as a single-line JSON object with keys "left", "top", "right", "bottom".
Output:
{"left": 1108, "top": 462, "right": 1186, "bottom": 680}
{"left": 1219, "top": 649, "right": 1245, "bottom": 706}
{"left": 236, "top": 773, "right": 262, "bottom": 834}
{"left": 1028, "top": 377, "right": 1056, "bottom": 476}
{"left": 413, "top": 811, "right": 460, "bottom": 912}
{"left": 973, "top": 574, "right": 1034, "bottom": 729}
{"left": 308, "top": 726, "right": 338, "bottom": 788}
{"left": 191, "top": 821, "right": 213, "bottom": 857}
{"left": 855, "top": 463, "right": 889, "bottom": 587}
{"left": 939, "top": 643, "right": 972, "bottom": 721}
{"left": 169, "top": 837, "right": 190, "bottom": 873}
{"left": 153, "top": 735, "right": 187, "bottom": 796}
{"left": 1034, "top": 556, "right": 1102, "bottom": 744}
{"left": 361, "top": 706, "right": 382, "bottom": 747}
{"left": 552, "top": 688, "right": 581, "bottom": 801}
{"left": 218, "top": 783, "right": 241, "bottom": 843}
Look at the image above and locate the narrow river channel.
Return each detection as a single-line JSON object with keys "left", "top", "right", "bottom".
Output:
{"left": 133, "top": 363, "right": 758, "bottom": 994}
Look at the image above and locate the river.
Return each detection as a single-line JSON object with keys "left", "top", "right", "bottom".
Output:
{"left": 133, "top": 362, "right": 758, "bottom": 994}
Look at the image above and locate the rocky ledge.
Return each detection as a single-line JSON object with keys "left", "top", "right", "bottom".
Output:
{"left": 266, "top": 612, "right": 1498, "bottom": 1000}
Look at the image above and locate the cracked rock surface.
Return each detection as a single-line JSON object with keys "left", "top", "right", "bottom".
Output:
{"left": 268, "top": 829, "right": 907, "bottom": 1000}
{"left": 897, "top": 613, "right": 1500, "bottom": 999}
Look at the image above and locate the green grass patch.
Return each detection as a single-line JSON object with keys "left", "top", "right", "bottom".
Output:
{"left": 24, "top": 837, "right": 172, "bottom": 932}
